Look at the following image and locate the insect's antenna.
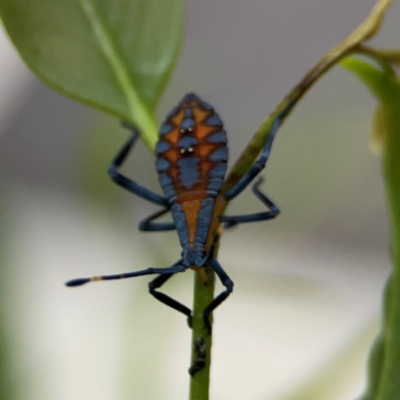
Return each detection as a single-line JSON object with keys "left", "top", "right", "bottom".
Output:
{"left": 66, "top": 263, "right": 186, "bottom": 287}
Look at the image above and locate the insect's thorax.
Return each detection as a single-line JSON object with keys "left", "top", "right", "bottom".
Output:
{"left": 155, "top": 93, "right": 228, "bottom": 266}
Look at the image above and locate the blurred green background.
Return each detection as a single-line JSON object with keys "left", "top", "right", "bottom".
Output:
{"left": 0, "top": 1, "right": 398, "bottom": 399}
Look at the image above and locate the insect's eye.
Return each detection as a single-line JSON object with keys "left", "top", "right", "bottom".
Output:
{"left": 180, "top": 146, "right": 195, "bottom": 155}
{"left": 180, "top": 127, "right": 194, "bottom": 134}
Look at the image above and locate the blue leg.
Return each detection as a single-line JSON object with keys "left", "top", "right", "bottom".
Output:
{"left": 139, "top": 208, "right": 175, "bottom": 231}
{"left": 149, "top": 273, "right": 192, "bottom": 327}
{"left": 203, "top": 258, "right": 234, "bottom": 334}
{"left": 224, "top": 101, "right": 293, "bottom": 201}
{"left": 108, "top": 124, "right": 167, "bottom": 207}
{"left": 221, "top": 178, "right": 279, "bottom": 228}
{"left": 65, "top": 263, "right": 186, "bottom": 287}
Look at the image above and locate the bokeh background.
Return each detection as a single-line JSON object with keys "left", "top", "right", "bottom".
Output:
{"left": 0, "top": 1, "right": 398, "bottom": 399}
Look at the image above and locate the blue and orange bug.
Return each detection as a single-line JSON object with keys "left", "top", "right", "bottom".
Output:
{"left": 66, "top": 93, "right": 289, "bottom": 333}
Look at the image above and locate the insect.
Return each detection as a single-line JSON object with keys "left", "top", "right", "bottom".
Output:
{"left": 66, "top": 93, "right": 289, "bottom": 333}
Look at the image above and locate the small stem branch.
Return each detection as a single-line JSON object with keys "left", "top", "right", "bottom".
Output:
{"left": 358, "top": 45, "right": 400, "bottom": 66}
{"left": 356, "top": 45, "right": 397, "bottom": 76}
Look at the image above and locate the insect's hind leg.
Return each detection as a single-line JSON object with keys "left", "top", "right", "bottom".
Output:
{"left": 66, "top": 261, "right": 192, "bottom": 325}
{"left": 149, "top": 273, "right": 193, "bottom": 327}
{"left": 65, "top": 263, "right": 186, "bottom": 287}
{"left": 203, "top": 258, "right": 234, "bottom": 334}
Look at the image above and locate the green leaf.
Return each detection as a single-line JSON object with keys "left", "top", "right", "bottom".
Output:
{"left": 0, "top": 0, "right": 184, "bottom": 149}
{"left": 342, "top": 57, "right": 400, "bottom": 400}
{"left": 341, "top": 57, "right": 400, "bottom": 154}
{"left": 341, "top": 57, "right": 400, "bottom": 103}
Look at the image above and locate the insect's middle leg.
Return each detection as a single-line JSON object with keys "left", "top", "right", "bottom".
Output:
{"left": 139, "top": 207, "right": 175, "bottom": 232}
{"left": 221, "top": 178, "right": 279, "bottom": 229}
{"left": 203, "top": 258, "right": 234, "bottom": 334}
{"left": 149, "top": 273, "right": 193, "bottom": 327}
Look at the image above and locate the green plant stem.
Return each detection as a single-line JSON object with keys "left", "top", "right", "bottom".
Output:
{"left": 375, "top": 99, "right": 400, "bottom": 399}
{"left": 187, "top": 4, "right": 394, "bottom": 399}
{"left": 188, "top": 1, "right": 394, "bottom": 397}
{"left": 189, "top": 262, "right": 216, "bottom": 400}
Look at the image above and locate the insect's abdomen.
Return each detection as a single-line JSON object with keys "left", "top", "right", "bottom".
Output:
{"left": 155, "top": 93, "right": 228, "bottom": 251}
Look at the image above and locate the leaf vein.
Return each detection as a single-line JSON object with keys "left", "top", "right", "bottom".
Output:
{"left": 79, "top": 0, "right": 158, "bottom": 148}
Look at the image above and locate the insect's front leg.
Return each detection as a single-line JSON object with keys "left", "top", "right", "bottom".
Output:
{"left": 108, "top": 124, "right": 168, "bottom": 207}
{"left": 223, "top": 100, "right": 294, "bottom": 202}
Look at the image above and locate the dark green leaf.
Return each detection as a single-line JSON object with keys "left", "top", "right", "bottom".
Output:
{"left": 0, "top": 0, "right": 185, "bottom": 148}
